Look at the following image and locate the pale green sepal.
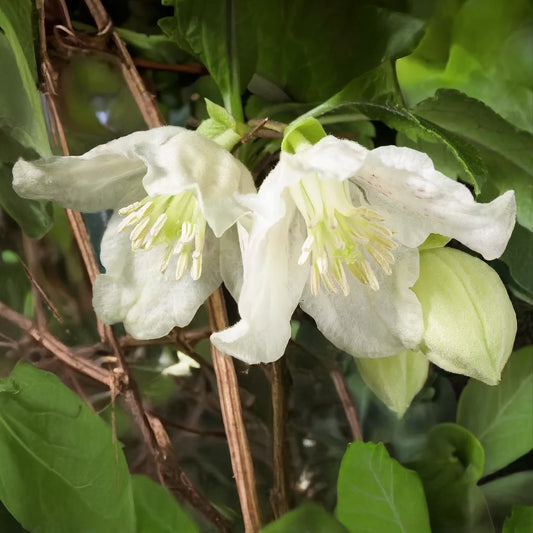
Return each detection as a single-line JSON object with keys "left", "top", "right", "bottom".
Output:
{"left": 281, "top": 117, "right": 327, "bottom": 154}
{"left": 196, "top": 99, "right": 248, "bottom": 151}
{"left": 418, "top": 233, "right": 451, "bottom": 250}
{"left": 413, "top": 247, "right": 517, "bottom": 385}
{"left": 355, "top": 350, "right": 429, "bottom": 417}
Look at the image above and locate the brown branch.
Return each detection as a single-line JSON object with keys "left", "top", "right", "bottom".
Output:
{"left": 208, "top": 289, "right": 262, "bottom": 533}
{"left": 330, "top": 367, "right": 363, "bottom": 441}
{"left": 0, "top": 301, "right": 110, "bottom": 385}
{"left": 133, "top": 57, "right": 207, "bottom": 75}
{"left": 267, "top": 358, "right": 291, "bottom": 518}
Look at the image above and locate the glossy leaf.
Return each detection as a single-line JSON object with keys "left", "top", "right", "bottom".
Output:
{"left": 337, "top": 441, "right": 431, "bottom": 533}
{"left": 0, "top": 363, "right": 136, "bottom": 533}
{"left": 407, "top": 423, "right": 494, "bottom": 533}
{"left": 0, "top": 2, "right": 50, "bottom": 156}
{"left": 261, "top": 503, "right": 348, "bottom": 533}
{"left": 132, "top": 475, "right": 199, "bottom": 533}
{"left": 457, "top": 346, "right": 533, "bottom": 476}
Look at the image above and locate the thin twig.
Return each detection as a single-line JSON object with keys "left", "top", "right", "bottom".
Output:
{"left": 133, "top": 57, "right": 207, "bottom": 75}
{"left": 267, "top": 358, "right": 291, "bottom": 518}
{"left": 208, "top": 289, "right": 262, "bottom": 533}
{"left": 329, "top": 367, "right": 363, "bottom": 441}
{"left": 0, "top": 301, "right": 110, "bottom": 385}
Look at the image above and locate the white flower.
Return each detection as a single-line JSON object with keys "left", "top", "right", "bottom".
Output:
{"left": 13, "top": 126, "right": 255, "bottom": 338}
{"left": 211, "top": 135, "right": 516, "bottom": 364}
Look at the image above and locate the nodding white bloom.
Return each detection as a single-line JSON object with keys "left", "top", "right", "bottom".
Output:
{"left": 212, "top": 134, "right": 516, "bottom": 364}
{"left": 13, "top": 126, "right": 255, "bottom": 338}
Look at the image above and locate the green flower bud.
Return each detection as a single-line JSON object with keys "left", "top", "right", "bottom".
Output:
{"left": 413, "top": 247, "right": 516, "bottom": 385}
{"left": 355, "top": 350, "right": 429, "bottom": 417}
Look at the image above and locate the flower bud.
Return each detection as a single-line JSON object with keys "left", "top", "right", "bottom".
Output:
{"left": 413, "top": 247, "right": 516, "bottom": 385}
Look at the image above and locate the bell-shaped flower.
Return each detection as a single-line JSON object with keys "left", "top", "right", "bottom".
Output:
{"left": 13, "top": 126, "right": 255, "bottom": 338}
{"left": 212, "top": 125, "right": 516, "bottom": 365}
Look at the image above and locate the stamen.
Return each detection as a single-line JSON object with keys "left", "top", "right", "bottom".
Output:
{"left": 118, "top": 192, "right": 207, "bottom": 281}
{"left": 290, "top": 175, "right": 397, "bottom": 295}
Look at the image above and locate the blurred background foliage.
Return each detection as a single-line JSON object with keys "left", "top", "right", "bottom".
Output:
{"left": 0, "top": 0, "right": 532, "bottom": 532}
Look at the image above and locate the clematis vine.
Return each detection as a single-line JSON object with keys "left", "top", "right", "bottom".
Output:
{"left": 212, "top": 119, "right": 516, "bottom": 368}
{"left": 13, "top": 126, "right": 255, "bottom": 339}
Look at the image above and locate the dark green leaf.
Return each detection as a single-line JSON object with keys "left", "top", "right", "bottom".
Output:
{"left": 260, "top": 503, "right": 348, "bottom": 533}
{"left": 501, "top": 224, "right": 533, "bottom": 301}
{"left": 482, "top": 472, "right": 533, "bottom": 531}
{"left": 503, "top": 506, "right": 533, "bottom": 533}
{"left": 414, "top": 89, "right": 533, "bottom": 231}
{"left": 0, "top": 163, "right": 53, "bottom": 238}
{"left": 0, "top": 363, "right": 136, "bottom": 533}
{"left": 407, "top": 423, "right": 494, "bottom": 533}
{"left": 337, "top": 441, "right": 431, "bottom": 533}
{"left": 132, "top": 475, "right": 199, "bottom": 533}
{"left": 0, "top": 2, "right": 50, "bottom": 156}
{"left": 457, "top": 346, "right": 533, "bottom": 476}
{"left": 0, "top": 501, "right": 27, "bottom": 533}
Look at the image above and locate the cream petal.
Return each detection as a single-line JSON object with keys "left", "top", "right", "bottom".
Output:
{"left": 300, "top": 248, "right": 423, "bottom": 359}
{"left": 211, "top": 191, "right": 309, "bottom": 364}
{"left": 12, "top": 127, "right": 184, "bottom": 212}
{"left": 138, "top": 131, "right": 256, "bottom": 237}
{"left": 353, "top": 145, "right": 516, "bottom": 260}
{"left": 93, "top": 213, "right": 221, "bottom": 339}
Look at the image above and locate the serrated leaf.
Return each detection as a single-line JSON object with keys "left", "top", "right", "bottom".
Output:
{"left": 0, "top": 163, "right": 53, "bottom": 238}
{"left": 0, "top": 363, "right": 136, "bottom": 533}
{"left": 260, "top": 503, "right": 348, "bottom": 533}
{"left": 457, "top": 346, "right": 533, "bottom": 476}
{"left": 0, "top": 2, "right": 50, "bottom": 156}
{"left": 337, "top": 441, "right": 431, "bottom": 533}
{"left": 132, "top": 475, "right": 199, "bottom": 533}
{"left": 482, "top": 472, "right": 533, "bottom": 531}
{"left": 407, "top": 423, "right": 494, "bottom": 533}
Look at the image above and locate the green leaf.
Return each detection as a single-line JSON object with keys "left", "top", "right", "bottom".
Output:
{"left": 0, "top": 2, "right": 50, "bottom": 156}
{"left": 397, "top": 0, "right": 533, "bottom": 133}
{"left": 407, "top": 423, "right": 494, "bottom": 533}
{"left": 503, "top": 506, "right": 533, "bottom": 533}
{"left": 413, "top": 89, "right": 533, "bottom": 231}
{"left": 0, "top": 163, "right": 53, "bottom": 239}
{"left": 132, "top": 475, "right": 199, "bottom": 533}
{"left": 456, "top": 346, "right": 533, "bottom": 476}
{"left": 0, "top": 500, "right": 27, "bottom": 533}
{"left": 260, "top": 503, "right": 348, "bottom": 533}
{"left": 0, "top": 363, "right": 136, "bottom": 533}
{"left": 337, "top": 441, "right": 431, "bottom": 533}
{"left": 501, "top": 224, "right": 533, "bottom": 301}
{"left": 482, "top": 472, "right": 533, "bottom": 531}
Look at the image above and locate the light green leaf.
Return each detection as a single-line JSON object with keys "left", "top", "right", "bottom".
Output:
{"left": 0, "top": 163, "right": 53, "bottom": 239}
{"left": 260, "top": 503, "right": 348, "bottom": 533}
{"left": 355, "top": 350, "right": 429, "bottom": 417}
{"left": 337, "top": 441, "right": 431, "bottom": 533}
{"left": 132, "top": 475, "right": 199, "bottom": 533}
{"left": 503, "top": 506, "right": 533, "bottom": 533}
{"left": 0, "top": 363, "right": 136, "bottom": 533}
{"left": 457, "top": 346, "right": 533, "bottom": 476}
{"left": 397, "top": 0, "right": 533, "bottom": 133}
{"left": 482, "top": 472, "right": 533, "bottom": 531}
{"left": 407, "top": 423, "right": 494, "bottom": 533}
{"left": 0, "top": 1, "right": 50, "bottom": 156}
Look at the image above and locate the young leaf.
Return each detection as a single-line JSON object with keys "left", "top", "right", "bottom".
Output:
{"left": 132, "top": 475, "right": 199, "bottom": 533}
{"left": 407, "top": 423, "right": 494, "bottom": 533}
{"left": 337, "top": 441, "right": 431, "bottom": 533}
{"left": 260, "top": 503, "right": 348, "bottom": 533}
{"left": 457, "top": 345, "right": 533, "bottom": 476}
{"left": 0, "top": 363, "right": 136, "bottom": 533}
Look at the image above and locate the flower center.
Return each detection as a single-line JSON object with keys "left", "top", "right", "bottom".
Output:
{"left": 290, "top": 175, "right": 398, "bottom": 295}
{"left": 117, "top": 191, "right": 206, "bottom": 281}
